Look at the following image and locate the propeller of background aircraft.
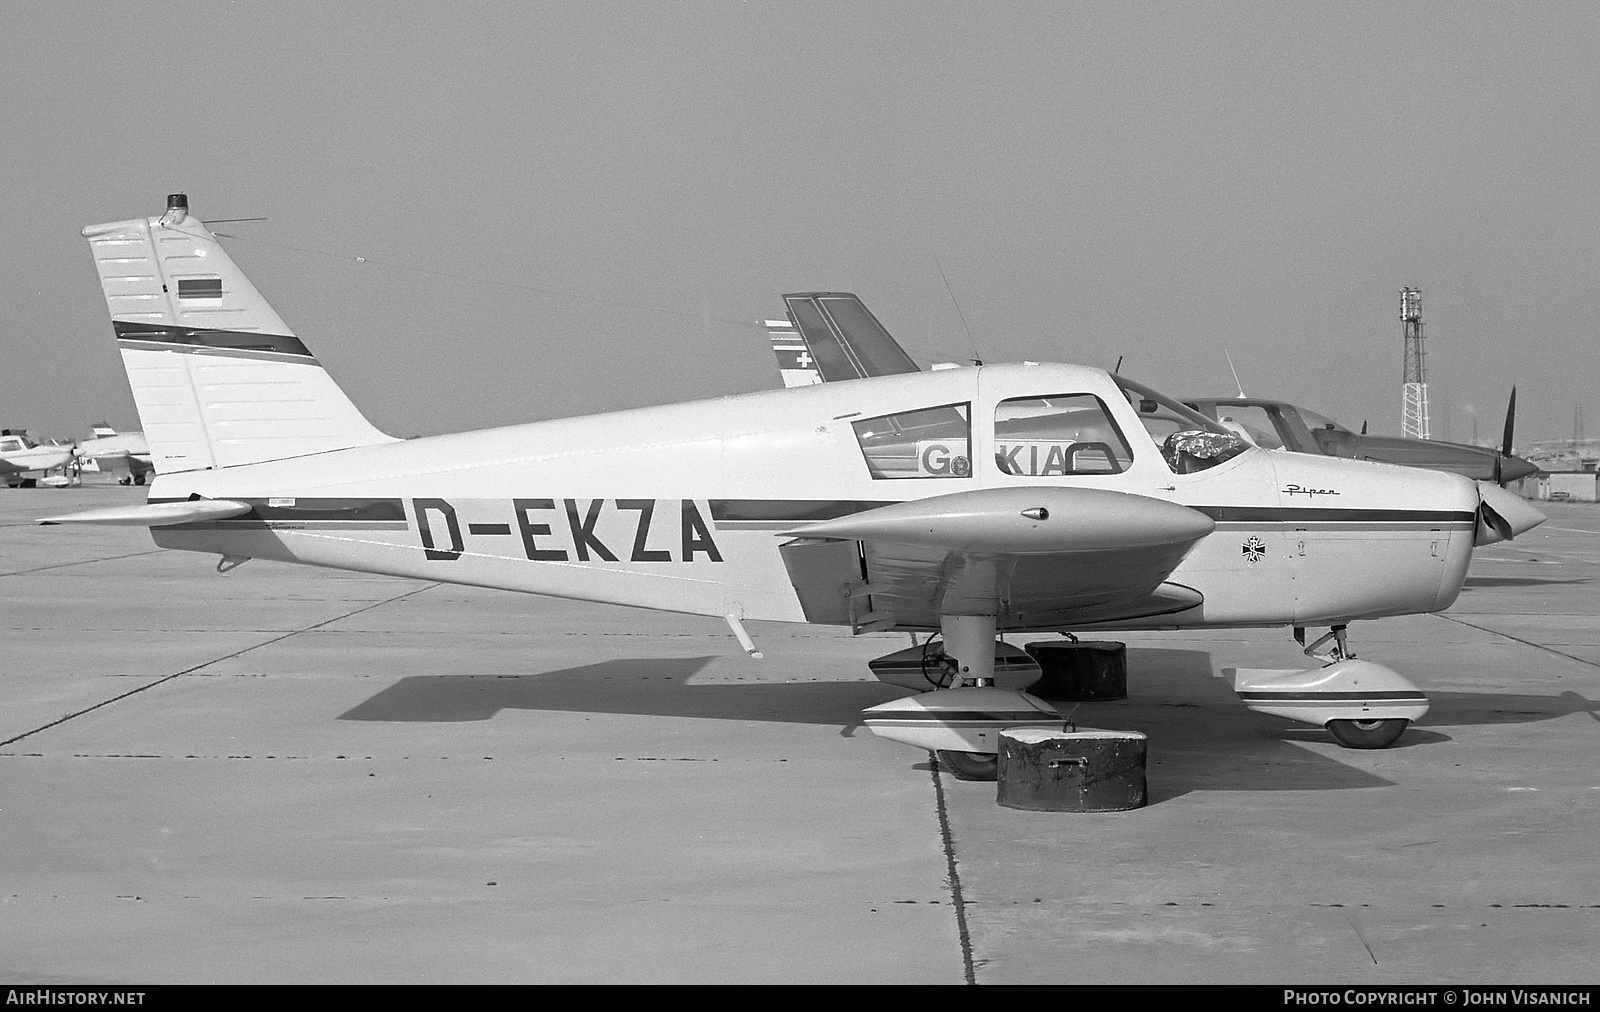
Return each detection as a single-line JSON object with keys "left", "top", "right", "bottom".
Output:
{"left": 1497, "top": 387, "right": 1518, "bottom": 485}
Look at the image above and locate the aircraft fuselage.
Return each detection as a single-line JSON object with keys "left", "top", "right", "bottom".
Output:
{"left": 142, "top": 363, "right": 1481, "bottom": 633}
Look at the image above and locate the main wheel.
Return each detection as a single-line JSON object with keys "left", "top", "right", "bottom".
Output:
{"left": 1326, "top": 718, "right": 1408, "bottom": 749}
{"left": 936, "top": 750, "right": 998, "bottom": 781}
{"left": 132, "top": 474, "right": 146, "bottom": 486}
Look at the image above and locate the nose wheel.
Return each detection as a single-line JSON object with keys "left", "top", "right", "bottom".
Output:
{"left": 1326, "top": 718, "right": 1408, "bottom": 749}
{"left": 1229, "top": 629, "right": 1430, "bottom": 750}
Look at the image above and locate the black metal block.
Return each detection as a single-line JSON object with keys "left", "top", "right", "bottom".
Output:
{"left": 1023, "top": 640, "right": 1127, "bottom": 701}
{"left": 996, "top": 729, "right": 1148, "bottom": 812}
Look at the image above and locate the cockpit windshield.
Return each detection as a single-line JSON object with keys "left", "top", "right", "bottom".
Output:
{"left": 1295, "top": 407, "right": 1353, "bottom": 434}
{"left": 1114, "top": 377, "right": 1250, "bottom": 474}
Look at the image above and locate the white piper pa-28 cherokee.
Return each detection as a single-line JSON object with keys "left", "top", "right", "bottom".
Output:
{"left": 45, "top": 194, "right": 1545, "bottom": 781}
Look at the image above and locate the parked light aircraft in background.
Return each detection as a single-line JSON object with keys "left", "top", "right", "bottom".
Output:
{"left": 43, "top": 197, "right": 1545, "bottom": 780}
{"left": 765, "top": 294, "right": 1540, "bottom": 485}
{"left": 73, "top": 423, "right": 154, "bottom": 485}
{"left": 1, "top": 429, "right": 74, "bottom": 488}
{"left": 1185, "top": 393, "right": 1536, "bottom": 486}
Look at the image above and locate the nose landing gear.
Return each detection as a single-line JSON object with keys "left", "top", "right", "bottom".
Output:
{"left": 1225, "top": 624, "right": 1429, "bottom": 749}
{"left": 1325, "top": 717, "right": 1409, "bottom": 749}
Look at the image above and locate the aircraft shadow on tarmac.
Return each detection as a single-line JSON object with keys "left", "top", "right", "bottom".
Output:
{"left": 1420, "top": 688, "right": 1600, "bottom": 727}
{"left": 332, "top": 648, "right": 1372, "bottom": 797}
{"left": 334, "top": 648, "right": 1598, "bottom": 801}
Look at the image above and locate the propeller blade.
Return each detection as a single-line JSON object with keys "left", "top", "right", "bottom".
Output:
{"left": 1501, "top": 386, "right": 1517, "bottom": 457}
{"left": 1479, "top": 499, "right": 1514, "bottom": 545}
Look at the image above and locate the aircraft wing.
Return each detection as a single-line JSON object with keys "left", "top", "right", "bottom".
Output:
{"left": 778, "top": 487, "right": 1213, "bottom": 631}
{"left": 0, "top": 459, "right": 26, "bottom": 475}
{"left": 776, "top": 293, "right": 922, "bottom": 384}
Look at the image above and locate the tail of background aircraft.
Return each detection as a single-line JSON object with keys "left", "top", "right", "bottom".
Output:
{"left": 766, "top": 316, "right": 822, "bottom": 388}
{"left": 766, "top": 293, "right": 922, "bottom": 387}
{"left": 82, "top": 194, "right": 395, "bottom": 474}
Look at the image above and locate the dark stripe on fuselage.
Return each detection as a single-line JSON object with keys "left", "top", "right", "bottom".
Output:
{"left": 713, "top": 499, "right": 1473, "bottom": 526}
{"left": 710, "top": 499, "right": 898, "bottom": 523}
{"left": 865, "top": 711, "right": 1062, "bottom": 723}
{"left": 148, "top": 496, "right": 1474, "bottom": 531}
{"left": 1237, "top": 691, "right": 1428, "bottom": 701}
{"left": 113, "top": 320, "right": 313, "bottom": 358}
{"left": 1192, "top": 505, "right": 1474, "bottom": 524}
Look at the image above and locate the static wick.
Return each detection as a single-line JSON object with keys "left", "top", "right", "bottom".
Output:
{"left": 724, "top": 613, "right": 763, "bottom": 659}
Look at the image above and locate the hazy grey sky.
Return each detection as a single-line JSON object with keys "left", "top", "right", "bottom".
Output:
{"left": 3, "top": 1, "right": 1596, "bottom": 446}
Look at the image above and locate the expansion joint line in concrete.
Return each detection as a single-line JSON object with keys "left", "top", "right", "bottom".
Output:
{"left": 0, "top": 582, "right": 443, "bottom": 748}
{"left": 929, "top": 753, "right": 977, "bottom": 985}
{"left": 0, "top": 548, "right": 166, "bottom": 579}
{"left": 1433, "top": 613, "right": 1600, "bottom": 671}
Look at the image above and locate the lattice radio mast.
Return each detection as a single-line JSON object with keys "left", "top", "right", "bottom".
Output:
{"left": 1400, "top": 287, "right": 1430, "bottom": 439}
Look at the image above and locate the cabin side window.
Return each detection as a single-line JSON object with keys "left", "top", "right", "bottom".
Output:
{"left": 993, "top": 394, "right": 1132, "bottom": 475}
{"left": 852, "top": 403, "right": 972, "bottom": 479}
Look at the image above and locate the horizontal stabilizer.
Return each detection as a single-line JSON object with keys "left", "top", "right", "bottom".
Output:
{"left": 38, "top": 499, "right": 252, "bottom": 527}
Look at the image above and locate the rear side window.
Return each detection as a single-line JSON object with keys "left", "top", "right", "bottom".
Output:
{"left": 852, "top": 403, "right": 971, "bottom": 479}
{"left": 994, "top": 394, "right": 1132, "bottom": 475}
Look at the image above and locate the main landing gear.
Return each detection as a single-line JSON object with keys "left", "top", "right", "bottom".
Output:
{"left": 936, "top": 750, "right": 1000, "bottom": 781}
{"left": 1225, "top": 624, "right": 1429, "bottom": 750}
{"left": 861, "top": 615, "right": 1063, "bottom": 782}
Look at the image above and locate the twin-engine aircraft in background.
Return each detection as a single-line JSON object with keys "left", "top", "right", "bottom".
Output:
{"left": 1185, "top": 392, "right": 1536, "bottom": 486}
{"left": 44, "top": 196, "right": 1545, "bottom": 781}
{"left": 765, "top": 295, "right": 1539, "bottom": 485}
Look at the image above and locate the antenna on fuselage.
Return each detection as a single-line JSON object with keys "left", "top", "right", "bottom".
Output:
{"left": 1225, "top": 349, "right": 1247, "bottom": 398}
{"left": 1113, "top": 355, "right": 1123, "bottom": 375}
{"left": 934, "top": 254, "right": 982, "bottom": 366}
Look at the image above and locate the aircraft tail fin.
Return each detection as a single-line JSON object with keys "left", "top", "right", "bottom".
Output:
{"left": 774, "top": 293, "right": 922, "bottom": 384}
{"left": 82, "top": 194, "right": 396, "bottom": 474}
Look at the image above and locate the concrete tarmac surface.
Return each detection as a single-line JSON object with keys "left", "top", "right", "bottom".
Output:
{"left": 2, "top": 480, "right": 1597, "bottom": 984}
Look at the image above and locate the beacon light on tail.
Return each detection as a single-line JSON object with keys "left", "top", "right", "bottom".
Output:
{"left": 45, "top": 195, "right": 1547, "bottom": 779}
